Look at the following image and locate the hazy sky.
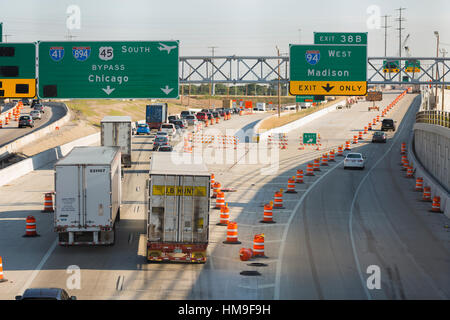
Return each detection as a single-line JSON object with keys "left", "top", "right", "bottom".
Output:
{"left": 1, "top": 0, "right": 449, "bottom": 57}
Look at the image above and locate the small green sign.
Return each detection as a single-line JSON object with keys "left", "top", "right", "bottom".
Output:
{"left": 38, "top": 40, "right": 179, "bottom": 99}
{"left": 314, "top": 32, "right": 368, "bottom": 45}
{"left": 303, "top": 133, "right": 317, "bottom": 144}
{"left": 296, "top": 95, "right": 324, "bottom": 103}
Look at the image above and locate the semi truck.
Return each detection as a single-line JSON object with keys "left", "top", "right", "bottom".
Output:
{"left": 54, "top": 146, "right": 122, "bottom": 246}
{"left": 146, "top": 103, "right": 168, "bottom": 130}
{"left": 101, "top": 116, "right": 132, "bottom": 168}
{"left": 147, "top": 152, "right": 211, "bottom": 263}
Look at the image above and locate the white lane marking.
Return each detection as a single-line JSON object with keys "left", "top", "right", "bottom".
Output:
{"left": 0, "top": 218, "right": 26, "bottom": 221}
{"left": 348, "top": 95, "right": 416, "bottom": 300}
{"left": 274, "top": 159, "right": 344, "bottom": 300}
{"left": 19, "top": 239, "right": 57, "bottom": 294}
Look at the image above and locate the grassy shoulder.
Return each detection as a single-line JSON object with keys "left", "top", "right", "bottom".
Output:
{"left": 258, "top": 97, "right": 345, "bottom": 131}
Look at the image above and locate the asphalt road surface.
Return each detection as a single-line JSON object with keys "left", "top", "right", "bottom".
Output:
{"left": 0, "top": 94, "right": 448, "bottom": 300}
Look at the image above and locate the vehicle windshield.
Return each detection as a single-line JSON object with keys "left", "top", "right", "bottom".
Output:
{"left": 373, "top": 131, "right": 384, "bottom": 136}
{"left": 155, "top": 137, "right": 168, "bottom": 142}
{"left": 186, "top": 116, "right": 195, "bottom": 119}
{"left": 347, "top": 154, "right": 362, "bottom": 159}
{"left": 383, "top": 119, "right": 393, "bottom": 124}
{"left": 156, "top": 131, "right": 167, "bottom": 135}
{"left": 161, "top": 125, "right": 173, "bottom": 128}
{"left": 20, "top": 116, "right": 30, "bottom": 120}
{"left": 138, "top": 124, "right": 147, "bottom": 128}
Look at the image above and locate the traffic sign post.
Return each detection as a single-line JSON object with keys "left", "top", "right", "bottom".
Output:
{"left": 302, "top": 133, "right": 317, "bottom": 144}
{"left": 289, "top": 44, "right": 367, "bottom": 96}
{"left": 38, "top": 41, "right": 179, "bottom": 99}
{"left": 0, "top": 42, "right": 37, "bottom": 98}
{"left": 314, "top": 32, "right": 368, "bottom": 45}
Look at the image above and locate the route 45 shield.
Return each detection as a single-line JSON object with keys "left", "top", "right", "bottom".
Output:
{"left": 72, "top": 47, "right": 91, "bottom": 62}
{"left": 49, "top": 47, "right": 64, "bottom": 62}
{"left": 305, "top": 50, "right": 320, "bottom": 65}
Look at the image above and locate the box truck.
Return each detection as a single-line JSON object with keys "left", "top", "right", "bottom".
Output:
{"left": 101, "top": 116, "right": 132, "bottom": 168}
{"left": 255, "top": 102, "right": 266, "bottom": 111}
{"left": 146, "top": 103, "right": 168, "bottom": 129}
{"left": 147, "top": 153, "right": 210, "bottom": 263}
{"left": 54, "top": 146, "right": 122, "bottom": 246}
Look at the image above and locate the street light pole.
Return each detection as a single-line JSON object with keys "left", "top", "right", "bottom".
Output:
{"left": 441, "top": 48, "right": 447, "bottom": 111}
{"left": 434, "top": 31, "right": 440, "bottom": 108}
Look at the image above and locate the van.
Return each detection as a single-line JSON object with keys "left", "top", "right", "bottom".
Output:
{"left": 180, "top": 110, "right": 194, "bottom": 119}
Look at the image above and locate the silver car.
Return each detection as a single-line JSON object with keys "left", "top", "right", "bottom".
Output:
{"left": 30, "top": 110, "right": 42, "bottom": 120}
{"left": 344, "top": 153, "right": 365, "bottom": 170}
{"left": 184, "top": 115, "right": 198, "bottom": 126}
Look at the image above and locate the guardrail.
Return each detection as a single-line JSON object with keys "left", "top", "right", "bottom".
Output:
{"left": 415, "top": 110, "right": 450, "bottom": 128}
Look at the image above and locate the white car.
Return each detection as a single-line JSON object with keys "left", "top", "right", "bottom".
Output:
{"left": 30, "top": 110, "right": 42, "bottom": 120}
{"left": 344, "top": 153, "right": 365, "bottom": 170}
{"left": 160, "top": 123, "right": 176, "bottom": 136}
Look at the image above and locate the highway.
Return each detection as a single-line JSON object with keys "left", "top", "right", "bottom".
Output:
{"left": 0, "top": 94, "right": 448, "bottom": 300}
{"left": 0, "top": 102, "right": 67, "bottom": 148}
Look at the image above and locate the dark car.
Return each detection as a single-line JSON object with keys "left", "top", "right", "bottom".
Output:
{"left": 196, "top": 112, "right": 207, "bottom": 121}
{"left": 152, "top": 136, "right": 169, "bottom": 151}
{"left": 372, "top": 131, "right": 387, "bottom": 143}
{"left": 168, "top": 115, "right": 179, "bottom": 123}
{"left": 33, "top": 104, "right": 45, "bottom": 113}
{"left": 212, "top": 111, "right": 219, "bottom": 118}
{"left": 180, "top": 110, "right": 194, "bottom": 119}
{"left": 381, "top": 118, "right": 395, "bottom": 131}
{"left": 18, "top": 115, "right": 34, "bottom": 128}
{"left": 21, "top": 98, "right": 30, "bottom": 106}
{"left": 16, "top": 288, "right": 76, "bottom": 300}
{"left": 157, "top": 145, "right": 173, "bottom": 152}
{"left": 205, "top": 112, "right": 213, "bottom": 120}
{"left": 173, "top": 119, "right": 186, "bottom": 129}
{"left": 31, "top": 99, "right": 40, "bottom": 108}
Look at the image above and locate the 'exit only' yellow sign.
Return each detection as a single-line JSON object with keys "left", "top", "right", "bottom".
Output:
{"left": 289, "top": 81, "right": 367, "bottom": 96}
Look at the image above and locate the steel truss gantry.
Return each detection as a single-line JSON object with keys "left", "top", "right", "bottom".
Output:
{"left": 179, "top": 56, "right": 450, "bottom": 85}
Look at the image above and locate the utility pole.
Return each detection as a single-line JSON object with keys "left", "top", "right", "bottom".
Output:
{"left": 396, "top": 7, "right": 406, "bottom": 83}
{"left": 440, "top": 48, "right": 447, "bottom": 111}
{"left": 381, "top": 15, "right": 391, "bottom": 56}
{"left": 276, "top": 46, "right": 281, "bottom": 118}
{"left": 434, "top": 31, "right": 440, "bottom": 108}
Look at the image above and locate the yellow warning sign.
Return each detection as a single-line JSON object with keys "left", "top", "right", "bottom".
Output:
{"left": 0, "top": 78, "right": 36, "bottom": 98}
{"left": 289, "top": 81, "right": 367, "bottom": 96}
{"left": 152, "top": 185, "right": 207, "bottom": 197}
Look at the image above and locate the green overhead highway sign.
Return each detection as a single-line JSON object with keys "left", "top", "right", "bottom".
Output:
{"left": 314, "top": 32, "right": 368, "bottom": 45}
{"left": 38, "top": 41, "right": 179, "bottom": 99}
{"left": 289, "top": 44, "right": 367, "bottom": 96}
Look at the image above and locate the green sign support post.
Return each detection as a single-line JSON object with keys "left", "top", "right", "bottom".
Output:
{"left": 38, "top": 41, "right": 179, "bottom": 99}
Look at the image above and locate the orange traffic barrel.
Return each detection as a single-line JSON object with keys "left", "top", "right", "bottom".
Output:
{"left": 406, "top": 166, "right": 414, "bottom": 178}
{"left": 431, "top": 197, "right": 442, "bottom": 212}
{"left": 352, "top": 135, "right": 358, "bottom": 144}
{"left": 210, "top": 118, "right": 214, "bottom": 125}
{"left": 295, "top": 169, "right": 304, "bottom": 183}
{"left": 344, "top": 140, "right": 351, "bottom": 151}
{"left": 23, "top": 216, "right": 38, "bottom": 237}
{"left": 5, "top": 117, "right": 9, "bottom": 125}
{"left": 337, "top": 145, "right": 344, "bottom": 156}
{"left": 212, "top": 182, "right": 221, "bottom": 198}
{"left": 329, "top": 150, "right": 336, "bottom": 162}
{"left": 286, "top": 176, "right": 297, "bottom": 193}
{"left": 321, "top": 154, "right": 329, "bottom": 166}
{"left": 253, "top": 234, "right": 265, "bottom": 257}
{"left": 211, "top": 173, "right": 215, "bottom": 187}
{"left": 0, "top": 256, "right": 6, "bottom": 283}
{"left": 239, "top": 248, "right": 253, "bottom": 261}
{"left": 217, "top": 203, "right": 230, "bottom": 226}
{"left": 42, "top": 193, "right": 54, "bottom": 212}
{"left": 358, "top": 131, "right": 363, "bottom": 140}
{"left": 313, "top": 158, "right": 321, "bottom": 171}
{"left": 368, "top": 122, "right": 372, "bottom": 130}
{"left": 223, "top": 221, "right": 241, "bottom": 244}
{"left": 205, "top": 120, "right": 209, "bottom": 127}
{"left": 216, "top": 117, "right": 219, "bottom": 124}
{"left": 402, "top": 159, "right": 409, "bottom": 171}
{"left": 376, "top": 115, "right": 380, "bottom": 122}
{"left": 415, "top": 177, "right": 423, "bottom": 191}
{"left": 422, "top": 187, "right": 431, "bottom": 202}
{"left": 214, "top": 191, "right": 225, "bottom": 210}
{"left": 306, "top": 163, "right": 314, "bottom": 176}
{"left": 364, "top": 126, "right": 368, "bottom": 134}
{"left": 273, "top": 190, "right": 284, "bottom": 209}
{"left": 0, "top": 119, "right": 2, "bottom": 129}
{"left": 401, "top": 142, "right": 406, "bottom": 154}
{"left": 261, "top": 202, "right": 275, "bottom": 224}
{"left": 372, "top": 118, "right": 376, "bottom": 125}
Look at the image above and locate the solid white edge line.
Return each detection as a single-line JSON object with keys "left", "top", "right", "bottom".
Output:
{"left": 19, "top": 239, "right": 57, "bottom": 295}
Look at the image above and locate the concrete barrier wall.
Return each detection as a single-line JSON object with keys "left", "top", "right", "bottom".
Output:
{"left": 0, "top": 132, "right": 100, "bottom": 187}
{"left": 0, "top": 103, "right": 71, "bottom": 160}
{"left": 255, "top": 101, "right": 346, "bottom": 140}
{"left": 410, "top": 123, "right": 450, "bottom": 218}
